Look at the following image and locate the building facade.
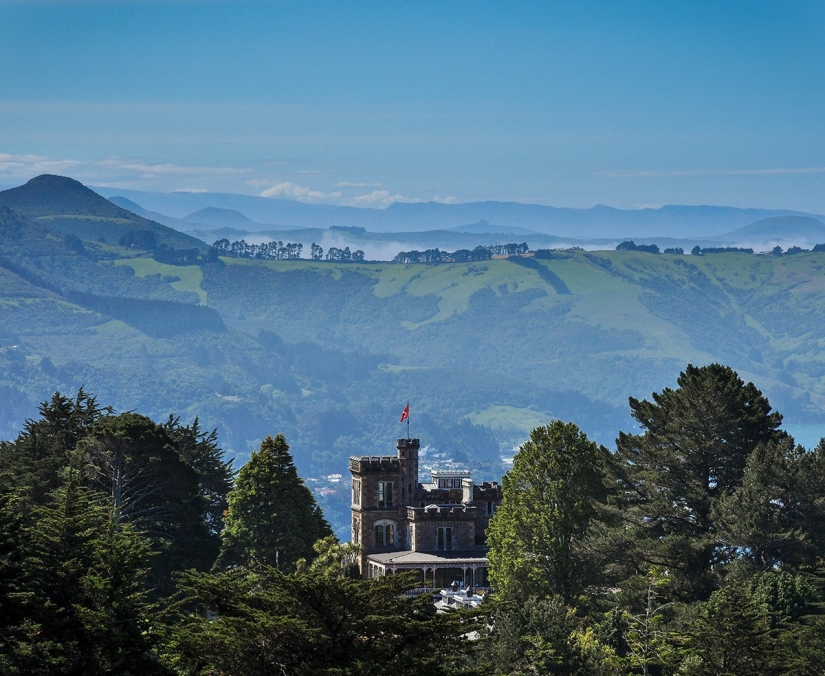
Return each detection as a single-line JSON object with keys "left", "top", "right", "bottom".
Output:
{"left": 349, "top": 437, "right": 502, "bottom": 588}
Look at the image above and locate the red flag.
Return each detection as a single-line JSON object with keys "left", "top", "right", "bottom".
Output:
{"left": 399, "top": 403, "right": 409, "bottom": 423}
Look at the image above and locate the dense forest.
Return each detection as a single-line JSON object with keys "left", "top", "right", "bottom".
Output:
{"left": 2, "top": 363, "right": 825, "bottom": 674}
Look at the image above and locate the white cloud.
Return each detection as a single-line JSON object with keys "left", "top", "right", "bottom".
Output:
{"left": 0, "top": 151, "right": 464, "bottom": 206}
{"left": 103, "top": 159, "right": 250, "bottom": 177}
{"left": 259, "top": 181, "right": 342, "bottom": 202}
{"left": 0, "top": 152, "right": 252, "bottom": 193}
{"left": 352, "top": 190, "right": 420, "bottom": 207}
{"left": 0, "top": 153, "right": 82, "bottom": 176}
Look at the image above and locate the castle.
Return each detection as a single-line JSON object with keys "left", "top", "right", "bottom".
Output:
{"left": 350, "top": 437, "right": 502, "bottom": 589}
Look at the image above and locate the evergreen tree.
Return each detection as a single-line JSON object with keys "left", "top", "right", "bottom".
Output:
{"left": 216, "top": 434, "right": 331, "bottom": 571}
{"left": 0, "top": 389, "right": 109, "bottom": 503}
{"left": 613, "top": 364, "right": 782, "bottom": 598}
{"left": 716, "top": 436, "right": 825, "bottom": 570}
{"left": 486, "top": 421, "right": 611, "bottom": 603}
{"left": 162, "top": 415, "right": 234, "bottom": 538}
{"left": 169, "top": 568, "right": 477, "bottom": 675}
{"left": 1, "top": 468, "right": 166, "bottom": 675}
{"left": 79, "top": 413, "right": 210, "bottom": 593}
{"left": 674, "top": 584, "right": 779, "bottom": 675}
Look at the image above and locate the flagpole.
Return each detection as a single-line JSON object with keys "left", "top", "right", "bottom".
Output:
{"left": 406, "top": 400, "right": 410, "bottom": 440}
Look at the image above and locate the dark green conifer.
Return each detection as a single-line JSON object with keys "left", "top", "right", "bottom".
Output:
{"left": 216, "top": 434, "right": 331, "bottom": 571}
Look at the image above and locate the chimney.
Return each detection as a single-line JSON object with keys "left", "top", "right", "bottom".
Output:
{"left": 462, "top": 477, "right": 474, "bottom": 504}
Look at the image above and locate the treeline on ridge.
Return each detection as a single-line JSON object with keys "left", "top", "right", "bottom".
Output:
{"left": 617, "top": 239, "right": 825, "bottom": 257}
{"left": 392, "top": 242, "right": 529, "bottom": 264}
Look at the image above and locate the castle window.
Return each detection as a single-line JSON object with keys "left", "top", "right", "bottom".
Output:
{"left": 436, "top": 527, "right": 453, "bottom": 551}
{"left": 352, "top": 479, "right": 361, "bottom": 506}
{"left": 375, "top": 522, "right": 395, "bottom": 548}
{"left": 486, "top": 501, "right": 495, "bottom": 515}
{"left": 352, "top": 518, "right": 359, "bottom": 544}
{"left": 377, "top": 481, "right": 393, "bottom": 508}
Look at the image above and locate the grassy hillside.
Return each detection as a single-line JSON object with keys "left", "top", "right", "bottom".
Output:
{"left": 7, "top": 190, "right": 825, "bottom": 534}
{"left": 199, "top": 250, "right": 825, "bottom": 415}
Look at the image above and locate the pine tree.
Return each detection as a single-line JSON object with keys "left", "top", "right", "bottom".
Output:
{"left": 0, "top": 389, "right": 109, "bottom": 503}
{"left": 2, "top": 468, "right": 166, "bottom": 675}
{"left": 162, "top": 415, "right": 234, "bottom": 538}
{"left": 79, "top": 413, "right": 210, "bottom": 594}
{"left": 216, "top": 434, "right": 331, "bottom": 571}
{"left": 613, "top": 363, "right": 782, "bottom": 598}
{"left": 716, "top": 436, "right": 825, "bottom": 570}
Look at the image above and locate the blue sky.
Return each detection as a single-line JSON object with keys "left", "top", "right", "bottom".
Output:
{"left": 1, "top": 0, "right": 823, "bottom": 212}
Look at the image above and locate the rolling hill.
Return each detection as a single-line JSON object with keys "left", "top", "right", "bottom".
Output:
{"left": 716, "top": 216, "right": 825, "bottom": 248}
{"left": 0, "top": 175, "right": 208, "bottom": 251}
{"left": 5, "top": 175, "right": 825, "bottom": 535}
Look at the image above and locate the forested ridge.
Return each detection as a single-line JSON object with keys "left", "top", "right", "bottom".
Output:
{"left": 3, "top": 364, "right": 825, "bottom": 674}
{"left": 10, "top": 177, "right": 825, "bottom": 544}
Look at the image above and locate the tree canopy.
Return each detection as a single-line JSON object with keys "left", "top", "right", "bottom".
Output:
{"left": 216, "top": 433, "right": 332, "bottom": 571}
{"left": 486, "top": 420, "right": 611, "bottom": 603}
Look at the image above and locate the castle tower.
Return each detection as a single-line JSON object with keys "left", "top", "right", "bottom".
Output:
{"left": 349, "top": 438, "right": 419, "bottom": 575}
{"left": 396, "top": 436, "right": 419, "bottom": 507}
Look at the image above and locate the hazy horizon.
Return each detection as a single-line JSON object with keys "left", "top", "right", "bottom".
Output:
{"left": 2, "top": 1, "right": 824, "bottom": 215}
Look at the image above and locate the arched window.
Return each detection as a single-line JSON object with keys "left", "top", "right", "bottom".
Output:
{"left": 374, "top": 519, "right": 396, "bottom": 548}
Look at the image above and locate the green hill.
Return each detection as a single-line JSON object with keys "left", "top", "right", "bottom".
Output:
{"left": 6, "top": 176, "right": 825, "bottom": 536}
{"left": 0, "top": 175, "right": 208, "bottom": 251}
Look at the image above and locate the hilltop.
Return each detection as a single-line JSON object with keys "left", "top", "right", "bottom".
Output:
{"left": 0, "top": 175, "right": 207, "bottom": 251}
{"left": 717, "top": 215, "right": 825, "bottom": 247}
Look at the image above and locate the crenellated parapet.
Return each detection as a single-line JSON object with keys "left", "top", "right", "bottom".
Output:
{"left": 349, "top": 455, "right": 401, "bottom": 473}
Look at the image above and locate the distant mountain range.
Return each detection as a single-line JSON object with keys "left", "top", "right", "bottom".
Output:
{"left": 711, "top": 216, "right": 825, "bottom": 248}
{"left": 94, "top": 184, "right": 824, "bottom": 241}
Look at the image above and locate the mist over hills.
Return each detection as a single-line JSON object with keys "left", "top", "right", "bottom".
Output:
{"left": 96, "top": 183, "right": 825, "bottom": 258}
{"left": 713, "top": 216, "right": 825, "bottom": 248}
{"left": 94, "top": 183, "right": 823, "bottom": 240}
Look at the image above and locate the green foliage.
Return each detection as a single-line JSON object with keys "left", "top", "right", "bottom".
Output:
{"left": 162, "top": 415, "right": 234, "bottom": 538}
{"left": 613, "top": 363, "right": 782, "bottom": 598}
{"left": 305, "top": 535, "right": 361, "bottom": 578}
{"left": 479, "top": 595, "right": 620, "bottom": 675}
{"left": 216, "top": 434, "right": 332, "bottom": 571}
{"left": 748, "top": 571, "right": 814, "bottom": 627}
{"left": 715, "top": 436, "right": 825, "bottom": 570}
{"left": 674, "top": 585, "right": 777, "bottom": 675}
{"left": 0, "top": 389, "right": 109, "bottom": 502}
{"left": 168, "top": 568, "right": 478, "bottom": 675}
{"left": 79, "top": 412, "right": 212, "bottom": 593}
{"left": 1, "top": 468, "right": 168, "bottom": 675}
{"left": 480, "top": 364, "right": 825, "bottom": 674}
{"left": 66, "top": 291, "right": 226, "bottom": 337}
{"left": 486, "top": 420, "right": 611, "bottom": 602}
